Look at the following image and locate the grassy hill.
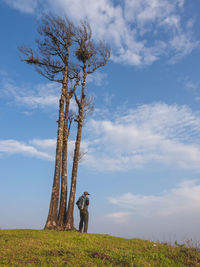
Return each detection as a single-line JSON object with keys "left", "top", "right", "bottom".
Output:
{"left": 0, "top": 229, "right": 199, "bottom": 266}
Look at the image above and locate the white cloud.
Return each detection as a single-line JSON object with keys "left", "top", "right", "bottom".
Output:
{"left": 2, "top": 103, "right": 200, "bottom": 171}
{"left": 169, "top": 33, "right": 199, "bottom": 63}
{"left": 125, "top": 0, "right": 174, "bottom": 26}
{"left": 185, "top": 81, "right": 198, "bottom": 90}
{"left": 161, "top": 15, "right": 181, "bottom": 32}
{"left": 108, "top": 180, "right": 200, "bottom": 217}
{"left": 106, "top": 211, "right": 133, "bottom": 224}
{"left": 178, "top": 0, "right": 184, "bottom": 8}
{"left": 186, "top": 18, "right": 195, "bottom": 29}
{"left": 0, "top": 138, "right": 89, "bottom": 161}
{"left": 29, "top": 138, "right": 56, "bottom": 156}
{"left": 45, "top": 0, "right": 199, "bottom": 65}
{"left": 30, "top": 138, "right": 56, "bottom": 149}
{"left": 184, "top": 79, "right": 200, "bottom": 102}
{"left": 4, "top": 0, "right": 198, "bottom": 65}
{"left": 0, "top": 139, "right": 54, "bottom": 160}
{"left": 105, "top": 180, "right": 200, "bottom": 241}
{"left": 1, "top": 80, "right": 60, "bottom": 109}
{"left": 0, "top": 77, "right": 80, "bottom": 112}
{"left": 82, "top": 103, "right": 200, "bottom": 171}
{"left": 3, "top": 0, "right": 38, "bottom": 14}
{"left": 2, "top": 101, "right": 200, "bottom": 172}
{"left": 87, "top": 72, "right": 108, "bottom": 87}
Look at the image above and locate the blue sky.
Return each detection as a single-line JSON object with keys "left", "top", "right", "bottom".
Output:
{"left": 1, "top": 0, "right": 200, "bottom": 243}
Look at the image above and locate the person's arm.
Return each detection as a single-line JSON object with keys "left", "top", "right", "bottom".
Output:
{"left": 86, "top": 198, "right": 89, "bottom": 206}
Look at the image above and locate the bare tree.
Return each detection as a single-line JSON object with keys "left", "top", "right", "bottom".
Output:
{"left": 65, "top": 22, "right": 110, "bottom": 230}
{"left": 20, "top": 17, "right": 110, "bottom": 231}
{"left": 19, "top": 14, "right": 80, "bottom": 230}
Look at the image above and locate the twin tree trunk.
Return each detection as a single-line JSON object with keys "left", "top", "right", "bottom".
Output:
{"left": 45, "top": 50, "right": 69, "bottom": 230}
{"left": 65, "top": 67, "right": 87, "bottom": 230}
{"left": 45, "top": 69, "right": 86, "bottom": 231}
{"left": 45, "top": 50, "right": 86, "bottom": 231}
{"left": 44, "top": 94, "right": 65, "bottom": 229}
{"left": 57, "top": 47, "right": 70, "bottom": 229}
{"left": 57, "top": 98, "right": 69, "bottom": 229}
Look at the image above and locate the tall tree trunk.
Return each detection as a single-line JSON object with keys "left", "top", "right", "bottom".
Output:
{"left": 57, "top": 98, "right": 70, "bottom": 229}
{"left": 44, "top": 93, "right": 65, "bottom": 230}
{"left": 44, "top": 64, "right": 68, "bottom": 230}
{"left": 65, "top": 68, "right": 86, "bottom": 230}
{"left": 57, "top": 47, "right": 69, "bottom": 230}
{"left": 65, "top": 114, "right": 83, "bottom": 230}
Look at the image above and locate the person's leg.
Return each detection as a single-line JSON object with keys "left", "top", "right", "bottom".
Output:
{"left": 83, "top": 210, "right": 89, "bottom": 233}
{"left": 79, "top": 211, "right": 84, "bottom": 232}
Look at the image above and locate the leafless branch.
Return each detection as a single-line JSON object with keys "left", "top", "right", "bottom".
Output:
{"left": 69, "top": 149, "right": 87, "bottom": 163}
{"left": 74, "top": 92, "right": 81, "bottom": 108}
{"left": 19, "top": 14, "right": 76, "bottom": 83}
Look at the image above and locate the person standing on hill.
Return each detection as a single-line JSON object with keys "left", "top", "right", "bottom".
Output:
{"left": 76, "top": 191, "right": 90, "bottom": 233}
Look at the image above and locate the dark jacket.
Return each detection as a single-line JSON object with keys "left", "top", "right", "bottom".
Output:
{"left": 80, "top": 194, "right": 89, "bottom": 210}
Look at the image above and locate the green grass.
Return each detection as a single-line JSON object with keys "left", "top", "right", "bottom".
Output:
{"left": 0, "top": 229, "right": 199, "bottom": 266}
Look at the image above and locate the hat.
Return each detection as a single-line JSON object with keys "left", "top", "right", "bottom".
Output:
{"left": 84, "top": 191, "right": 90, "bottom": 195}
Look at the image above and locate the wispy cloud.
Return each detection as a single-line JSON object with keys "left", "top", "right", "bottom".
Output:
{"left": 1, "top": 103, "right": 200, "bottom": 171}
{"left": 0, "top": 139, "right": 54, "bottom": 160}
{"left": 105, "top": 180, "right": 200, "bottom": 241}
{"left": 185, "top": 81, "right": 198, "bottom": 90}
{"left": 184, "top": 79, "right": 200, "bottom": 101}
{"left": 46, "top": 0, "right": 199, "bottom": 66}
{"left": 3, "top": 0, "right": 38, "bottom": 14}
{"left": 106, "top": 211, "right": 133, "bottom": 224}
{"left": 1, "top": 79, "right": 60, "bottom": 109}
{"left": 82, "top": 103, "right": 200, "bottom": 171}
{"left": 4, "top": 0, "right": 198, "bottom": 65}
{"left": 87, "top": 72, "right": 108, "bottom": 87}
{"left": 0, "top": 75, "right": 97, "bottom": 111}
{"left": 169, "top": 33, "right": 199, "bottom": 63}
{"left": 108, "top": 180, "right": 200, "bottom": 218}
{"left": 29, "top": 139, "right": 56, "bottom": 157}
{"left": 0, "top": 138, "right": 89, "bottom": 161}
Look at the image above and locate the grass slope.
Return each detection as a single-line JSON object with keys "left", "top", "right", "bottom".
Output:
{"left": 0, "top": 229, "right": 199, "bottom": 266}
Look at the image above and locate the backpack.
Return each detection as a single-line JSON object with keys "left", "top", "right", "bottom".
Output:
{"left": 76, "top": 196, "right": 84, "bottom": 210}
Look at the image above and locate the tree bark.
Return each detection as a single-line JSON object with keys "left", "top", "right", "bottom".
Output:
{"left": 57, "top": 98, "right": 70, "bottom": 229}
{"left": 44, "top": 61, "right": 69, "bottom": 229}
{"left": 56, "top": 46, "right": 70, "bottom": 229}
{"left": 44, "top": 93, "right": 65, "bottom": 230}
{"left": 65, "top": 67, "right": 86, "bottom": 230}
